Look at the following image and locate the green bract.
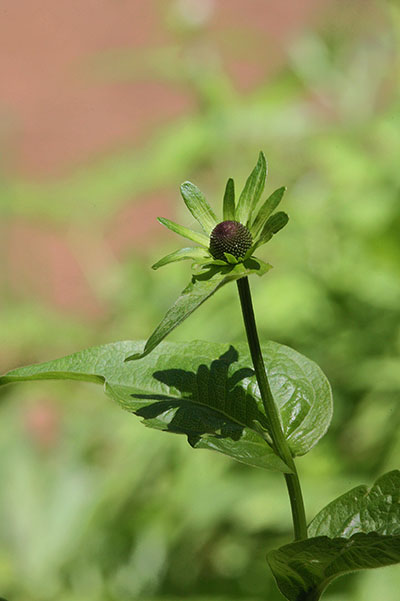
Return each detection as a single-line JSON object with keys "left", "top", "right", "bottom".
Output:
{"left": 128, "top": 152, "right": 288, "bottom": 360}
{"left": 153, "top": 151, "right": 288, "bottom": 271}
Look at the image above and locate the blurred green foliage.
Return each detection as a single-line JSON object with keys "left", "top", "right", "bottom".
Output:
{"left": 1, "top": 2, "right": 400, "bottom": 600}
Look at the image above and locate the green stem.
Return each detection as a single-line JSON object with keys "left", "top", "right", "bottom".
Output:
{"left": 236, "top": 276, "right": 308, "bottom": 541}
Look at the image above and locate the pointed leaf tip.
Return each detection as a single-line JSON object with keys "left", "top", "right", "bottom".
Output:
{"left": 124, "top": 352, "right": 142, "bottom": 362}
{"left": 236, "top": 152, "right": 267, "bottom": 226}
{"left": 223, "top": 177, "right": 235, "bottom": 221}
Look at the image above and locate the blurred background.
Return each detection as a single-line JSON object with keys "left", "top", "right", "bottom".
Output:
{"left": 1, "top": 0, "right": 400, "bottom": 599}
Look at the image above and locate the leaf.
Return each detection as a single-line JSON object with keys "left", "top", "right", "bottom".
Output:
{"left": 251, "top": 186, "right": 286, "bottom": 237}
{"left": 255, "top": 211, "right": 289, "bottom": 248}
{"left": 157, "top": 217, "right": 210, "bottom": 247}
{"left": 223, "top": 177, "right": 235, "bottom": 221}
{"left": 308, "top": 470, "right": 400, "bottom": 538}
{"left": 180, "top": 181, "right": 218, "bottom": 234}
{"left": 242, "top": 256, "right": 272, "bottom": 276}
{"left": 256, "top": 340, "right": 332, "bottom": 457}
{"left": 0, "top": 339, "right": 331, "bottom": 471}
{"left": 268, "top": 533, "right": 400, "bottom": 601}
{"left": 236, "top": 152, "right": 267, "bottom": 226}
{"left": 223, "top": 252, "right": 238, "bottom": 264}
{"left": 128, "top": 292, "right": 332, "bottom": 457}
{"left": 197, "top": 257, "right": 271, "bottom": 276}
{"left": 126, "top": 261, "right": 271, "bottom": 361}
{"left": 268, "top": 471, "right": 400, "bottom": 600}
{"left": 0, "top": 341, "right": 273, "bottom": 471}
{"left": 197, "top": 258, "right": 228, "bottom": 267}
{"left": 152, "top": 247, "right": 209, "bottom": 270}
{"left": 126, "top": 270, "right": 231, "bottom": 361}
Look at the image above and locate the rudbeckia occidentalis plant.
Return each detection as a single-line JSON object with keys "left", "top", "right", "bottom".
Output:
{"left": 1, "top": 152, "right": 400, "bottom": 601}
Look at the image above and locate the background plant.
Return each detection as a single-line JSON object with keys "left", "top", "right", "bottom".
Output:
{"left": 1, "top": 2, "right": 400, "bottom": 600}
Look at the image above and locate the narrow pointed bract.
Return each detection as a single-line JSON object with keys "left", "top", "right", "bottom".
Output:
{"left": 256, "top": 211, "right": 289, "bottom": 247}
{"left": 252, "top": 186, "right": 286, "bottom": 237}
{"left": 152, "top": 247, "right": 208, "bottom": 270}
{"left": 236, "top": 151, "right": 267, "bottom": 226}
{"left": 180, "top": 181, "right": 218, "bottom": 234}
{"left": 223, "top": 178, "right": 236, "bottom": 221}
{"left": 157, "top": 217, "right": 210, "bottom": 247}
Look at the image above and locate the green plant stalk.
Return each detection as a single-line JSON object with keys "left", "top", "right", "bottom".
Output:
{"left": 237, "top": 276, "right": 308, "bottom": 541}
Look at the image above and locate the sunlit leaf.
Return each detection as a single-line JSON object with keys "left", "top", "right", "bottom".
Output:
{"left": 268, "top": 470, "right": 400, "bottom": 600}
{"left": 157, "top": 217, "right": 210, "bottom": 247}
{"left": 251, "top": 186, "right": 286, "bottom": 236}
{"left": 242, "top": 256, "right": 272, "bottom": 276}
{"left": 126, "top": 261, "right": 269, "bottom": 361}
{"left": 236, "top": 152, "right": 267, "bottom": 226}
{"left": 255, "top": 211, "right": 289, "bottom": 248}
{"left": 224, "top": 252, "right": 238, "bottom": 264}
{"left": 0, "top": 339, "right": 332, "bottom": 470}
{"left": 268, "top": 533, "right": 400, "bottom": 601}
{"left": 309, "top": 470, "right": 400, "bottom": 538}
{"left": 152, "top": 247, "right": 209, "bottom": 270}
{"left": 223, "top": 177, "right": 235, "bottom": 221}
{"left": 180, "top": 181, "right": 218, "bottom": 234}
{"left": 126, "top": 331, "right": 332, "bottom": 459}
{"left": 0, "top": 341, "right": 289, "bottom": 472}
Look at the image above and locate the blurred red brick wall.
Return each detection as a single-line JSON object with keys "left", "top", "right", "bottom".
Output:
{"left": 1, "top": 0, "right": 327, "bottom": 176}
{"left": 0, "top": 0, "right": 329, "bottom": 324}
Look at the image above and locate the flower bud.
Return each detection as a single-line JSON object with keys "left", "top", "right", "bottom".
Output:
{"left": 209, "top": 220, "right": 253, "bottom": 261}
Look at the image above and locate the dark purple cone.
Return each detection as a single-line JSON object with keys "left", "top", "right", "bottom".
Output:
{"left": 209, "top": 220, "right": 253, "bottom": 261}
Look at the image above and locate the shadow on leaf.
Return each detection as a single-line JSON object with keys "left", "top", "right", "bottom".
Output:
{"left": 132, "top": 346, "right": 268, "bottom": 445}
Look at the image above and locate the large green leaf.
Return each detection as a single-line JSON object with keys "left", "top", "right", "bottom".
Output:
{"left": 0, "top": 339, "right": 332, "bottom": 469}
{"left": 268, "top": 471, "right": 400, "bottom": 600}
{"left": 236, "top": 151, "right": 267, "bottom": 226}
{"left": 268, "top": 533, "right": 400, "bottom": 601}
{"left": 126, "top": 261, "right": 271, "bottom": 361}
{"left": 309, "top": 470, "right": 400, "bottom": 538}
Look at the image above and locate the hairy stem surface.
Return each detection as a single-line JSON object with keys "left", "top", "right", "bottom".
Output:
{"left": 237, "top": 276, "right": 307, "bottom": 541}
